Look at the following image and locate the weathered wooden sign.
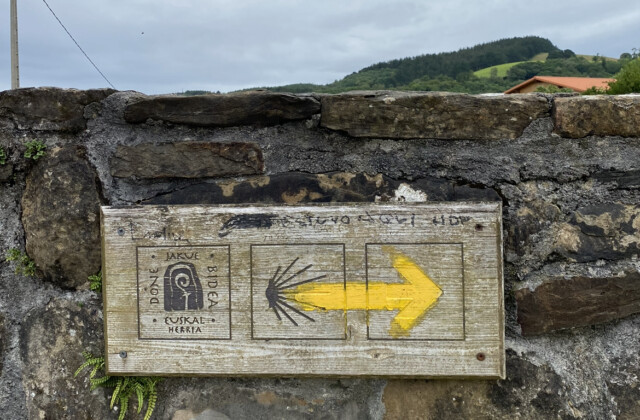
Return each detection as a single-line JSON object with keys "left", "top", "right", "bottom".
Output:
{"left": 101, "top": 203, "right": 504, "bottom": 378}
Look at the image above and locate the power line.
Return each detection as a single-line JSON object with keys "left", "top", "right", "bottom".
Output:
{"left": 40, "top": 0, "right": 116, "bottom": 89}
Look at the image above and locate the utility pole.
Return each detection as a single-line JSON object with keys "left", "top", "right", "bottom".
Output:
{"left": 10, "top": 0, "right": 20, "bottom": 89}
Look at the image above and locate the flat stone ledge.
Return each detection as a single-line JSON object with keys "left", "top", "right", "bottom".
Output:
{"left": 123, "top": 92, "right": 321, "bottom": 127}
{"left": 0, "top": 87, "right": 115, "bottom": 132}
{"left": 515, "top": 272, "right": 640, "bottom": 335}
{"left": 554, "top": 94, "right": 640, "bottom": 138}
{"left": 110, "top": 142, "right": 264, "bottom": 179}
{"left": 319, "top": 91, "right": 549, "bottom": 140}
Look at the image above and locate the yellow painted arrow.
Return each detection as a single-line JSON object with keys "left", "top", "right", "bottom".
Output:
{"left": 283, "top": 249, "right": 442, "bottom": 337}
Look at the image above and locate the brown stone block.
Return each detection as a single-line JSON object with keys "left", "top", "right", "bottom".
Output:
{"left": 110, "top": 142, "right": 264, "bottom": 179}
{"left": 516, "top": 272, "right": 640, "bottom": 335}
{"left": 554, "top": 95, "right": 640, "bottom": 138}
{"left": 123, "top": 92, "right": 320, "bottom": 127}
{"left": 320, "top": 91, "right": 549, "bottom": 140}
{"left": 0, "top": 87, "right": 115, "bottom": 132}
{"left": 21, "top": 146, "right": 103, "bottom": 289}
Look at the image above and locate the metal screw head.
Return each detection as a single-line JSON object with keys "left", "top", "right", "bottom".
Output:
{"left": 119, "top": 351, "right": 128, "bottom": 359}
{"left": 476, "top": 352, "right": 486, "bottom": 361}
{"left": 117, "top": 227, "right": 125, "bottom": 236}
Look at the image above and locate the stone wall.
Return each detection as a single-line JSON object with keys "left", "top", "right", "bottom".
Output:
{"left": 1, "top": 87, "right": 640, "bottom": 419}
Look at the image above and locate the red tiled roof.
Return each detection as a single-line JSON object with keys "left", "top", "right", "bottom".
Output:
{"left": 504, "top": 76, "right": 615, "bottom": 93}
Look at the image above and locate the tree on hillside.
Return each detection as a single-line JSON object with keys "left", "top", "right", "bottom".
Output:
{"left": 607, "top": 58, "right": 640, "bottom": 94}
{"left": 548, "top": 49, "right": 575, "bottom": 59}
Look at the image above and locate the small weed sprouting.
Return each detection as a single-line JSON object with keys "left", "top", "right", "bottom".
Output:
{"left": 75, "top": 352, "right": 161, "bottom": 420}
{"left": 89, "top": 271, "right": 103, "bottom": 293}
{"left": 0, "top": 146, "right": 6, "bottom": 165}
{"left": 6, "top": 248, "right": 36, "bottom": 276}
{"left": 24, "top": 140, "right": 47, "bottom": 161}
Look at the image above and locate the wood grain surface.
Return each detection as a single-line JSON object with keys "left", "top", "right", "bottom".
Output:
{"left": 101, "top": 203, "right": 504, "bottom": 378}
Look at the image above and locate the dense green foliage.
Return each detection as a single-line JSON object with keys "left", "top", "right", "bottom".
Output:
{"left": 75, "top": 352, "right": 161, "bottom": 420}
{"left": 89, "top": 271, "right": 102, "bottom": 292}
{"left": 6, "top": 248, "right": 36, "bottom": 277}
{"left": 0, "top": 146, "right": 6, "bottom": 165}
{"left": 607, "top": 58, "right": 640, "bottom": 94}
{"left": 506, "top": 56, "right": 621, "bottom": 81}
{"left": 24, "top": 140, "right": 46, "bottom": 161}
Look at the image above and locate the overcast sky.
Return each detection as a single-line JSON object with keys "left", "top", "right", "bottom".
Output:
{"left": 1, "top": 0, "right": 639, "bottom": 94}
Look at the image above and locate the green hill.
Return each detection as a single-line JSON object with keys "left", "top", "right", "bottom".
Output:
{"left": 235, "top": 37, "right": 625, "bottom": 94}
{"left": 266, "top": 36, "right": 560, "bottom": 93}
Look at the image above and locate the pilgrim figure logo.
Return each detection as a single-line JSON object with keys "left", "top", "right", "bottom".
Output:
{"left": 164, "top": 262, "right": 204, "bottom": 311}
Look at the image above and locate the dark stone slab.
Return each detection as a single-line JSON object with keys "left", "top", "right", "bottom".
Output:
{"left": 383, "top": 350, "right": 574, "bottom": 419}
{"left": 20, "top": 298, "right": 114, "bottom": 419}
{"left": 555, "top": 203, "right": 640, "bottom": 263}
{"left": 143, "top": 172, "right": 501, "bottom": 205}
{"left": 110, "top": 142, "right": 264, "bottom": 179}
{"left": 554, "top": 95, "right": 640, "bottom": 138}
{"left": 123, "top": 92, "right": 320, "bottom": 127}
{"left": 21, "top": 146, "right": 103, "bottom": 289}
{"left": 0, "top": 87, "right": 115, "bottom": 132}
{"left": 320, "top": 91, "right": 549, "bottom": 140}
{"left": 145, "top": 172, "right": 388, "bottom": 205}
{"left": 593, "top": 168, "right": 640, "bottom": 189}
{"left": 516, "top": 272, "right": 640, "bottom": 335}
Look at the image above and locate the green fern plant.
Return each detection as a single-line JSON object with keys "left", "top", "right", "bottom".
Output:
{"left": 75, "top": 352, "right": 161, "bottom": 420}
{"left": 89, "top": 271, "right": 103, "bottom": 292}
{"left": 6, "top": 248, "right": 36, "bottom": 276}
{"left": 24, "top": 140, "right": 47, "bottom": 161}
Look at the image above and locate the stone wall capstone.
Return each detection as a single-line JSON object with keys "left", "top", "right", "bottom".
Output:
{"left": 0, "top": 87, "right": 639, "bottom": 419}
